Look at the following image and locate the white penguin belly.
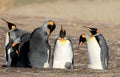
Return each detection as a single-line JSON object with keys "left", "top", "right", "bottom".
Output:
{"left": 43, "top": 50, "right": 49, "bottom": 68}
{"left": 4, "top": 33, "right": 12, "bottom": 66}
{"left": 53, "top": 40, "right": 73, "bottom": 69}
{"left": 87, "top": 37, "right": 103, "bottom": 69}
{"left": 5, "top": 32, "right": 9, "bottom": 46}
{"left": 7, "top": 49, "right": 12, "bottom": 66}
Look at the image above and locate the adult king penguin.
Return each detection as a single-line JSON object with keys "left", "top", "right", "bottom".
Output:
{"left": 79, "top": 26, "right": 109, "bottom": 70}
{"left": 28, "top": 20, "right": 56, "bottom": 68}
{"left": 2, "top": 18, "right": 22, "bottom": 67}
{"left": 53, "top": 26, "right": 73, "bottom": 69}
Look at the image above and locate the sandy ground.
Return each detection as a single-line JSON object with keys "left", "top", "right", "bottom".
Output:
{"left": 0, "top": 0, "right": 120, "bottom": 77}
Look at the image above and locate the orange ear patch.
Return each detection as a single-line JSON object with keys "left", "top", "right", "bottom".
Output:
{"left": 12, "top": 25, "right": 16, "bottom": 29}
{"left": 79, "top": 42, "right": 83, "bottom": 46}
{"left": 82, "top": 34, "right": 86, "bottom": 38}
{"left": 48, "top": 21, "right": 54, "bottom": 25}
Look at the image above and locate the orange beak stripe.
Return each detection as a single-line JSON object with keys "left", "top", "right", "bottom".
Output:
{"left": 16, "top": 50, "right": 19, "bottom": 55}
{"left": 96, "top": 29, "right": 99, "bottom": 33}
{"left": 79, "top": 42, "right": 82, "bottom": 46}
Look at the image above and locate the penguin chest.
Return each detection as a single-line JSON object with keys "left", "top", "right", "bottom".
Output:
{"left": 5, "top": 32, "right": 9, "bottom": 46}
{"left": 53, "top": 40, "right": 73, "bottom": 68}
{"left": 87, "top": 36, "right": 103, "bottom": 69}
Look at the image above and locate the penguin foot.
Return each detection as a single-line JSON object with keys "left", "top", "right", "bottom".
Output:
{"left": 65, "top": 62, "right": 73, "bottom": 69}
{"left": 87, "top": 64, "right": 103, "bottom": 70}
{"left": 2, "top": 65, "right": 8, "bottom": 67}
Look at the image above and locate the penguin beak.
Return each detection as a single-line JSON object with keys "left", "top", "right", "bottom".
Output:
{"left": 12, "top": 43, "right": 18, "bottom": 47}
{"left": 79, "top": 42, "right": 83, "bottom": 46}
{"left": 78, "top": 41, "right": 82, "bottom": 48}
{"left": 1, "top": 18, "right": 9, "bottom": 26}
{"left": 1, "top": 18, "right": 16, "bottom": 30}
{"left": 82, "top": 26, "right": 92, "bottom": 31}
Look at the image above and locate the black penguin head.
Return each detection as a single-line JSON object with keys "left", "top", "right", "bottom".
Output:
{"left": 79, "top": 34, "right": 86, "bottom": 46}
{"left": 47, "top": 20, "right": 56, "bottom": 34}
{"left": 1, "top": 18, "right": 16, "bottom": 30}
{"left": 88, "top": 27, "right": 99, "bottom": 35}
{"left": 59, "top": 25, "right": 66, "bottom": 38}
{"left": 83, "top": 26, "right": 99, "bottom": 35}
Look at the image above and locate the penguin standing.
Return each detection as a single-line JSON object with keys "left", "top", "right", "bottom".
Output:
{"left": 2, "top": 18, "right": 22, "bottom": 67}
{"left": 28, "top": 20, "right": 56, "bottom": 68}
{"left": 79, "top": 27, "right": 109, "bottom": 70}
{"left": 52, "top": 26, "right": 73, "bottom": 69}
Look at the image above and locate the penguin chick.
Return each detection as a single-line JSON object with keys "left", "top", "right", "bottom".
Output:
{"left": 53, "top": 26, "right": 73, "bottom": 69}
{"left": 28, "top": 20, "right": 56, "bottom": 68}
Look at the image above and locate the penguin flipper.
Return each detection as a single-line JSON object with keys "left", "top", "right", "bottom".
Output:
{"left": 67, "top": 37, "right": 74, "bottom": 66}
{"left": 95, "top": 34, "right": 109, "bottom": 69}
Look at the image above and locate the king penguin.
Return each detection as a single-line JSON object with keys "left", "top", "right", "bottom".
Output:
{"left": 52, "top": 26, "right": 73, "bottom": 69}
{"left": 79, "top": 26, "right": 109, "bottom": 70}
{"left": 2, "top": 18, "right": 22, "bottom": 67}
{"left": 17, "top": 33, "right": 31, "bottom": 67}
{"left": 28, "top": 20, "right": 56, "bottom": 68}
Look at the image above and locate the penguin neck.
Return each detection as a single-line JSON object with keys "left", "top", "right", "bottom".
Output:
{"left": 86, "top": 34, "right": 91, "bottom": 39}
{"left": 93, "top": 33, "right": 100, "bottom": 36}
{"left": 10, "top": 27, "right": 17, "bottom": 31}
{"left": 39, "top": 28, "right": 49, "bottom": 40}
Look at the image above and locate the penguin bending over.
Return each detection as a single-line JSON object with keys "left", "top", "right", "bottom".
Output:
{"left": 17, "top": 33, "right": 31, "bottom": 67}
{"left": 2, "top": 18, "right": 22, "bottom": 67}
{"left": 79, "top": 27, "right": 109, "bottom": 70}
{"left": 28, "top": 20, "right": 56, "bottom": 68}
{"left": 53, "top": 26, "right": 73, "bottom": 69}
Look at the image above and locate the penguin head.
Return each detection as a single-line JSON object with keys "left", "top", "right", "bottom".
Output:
{"left": 79, "top": 34, "right": 86, "bottom": 46}
{"left": 88, "top": 27, "right": 99, "bottom": 35}
{"left": 1, "top": 18, "right": 17, "bottom": 30}
{"left": 83, "top": 26, "right": 99, "bottom": 35}
{"left": 47, "top": 20, "right": 56, "bottom": 34}
{"left": 59, "top": 25, "right": 66, "bottom": 38}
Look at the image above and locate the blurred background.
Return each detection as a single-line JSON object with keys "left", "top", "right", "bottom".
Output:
{"left": 0, "top": 0, "right": 120, "bottom": 24}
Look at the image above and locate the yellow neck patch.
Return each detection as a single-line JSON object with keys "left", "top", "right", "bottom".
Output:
{"left": 59, "top": 38, "right": 67, "bottom": 43}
